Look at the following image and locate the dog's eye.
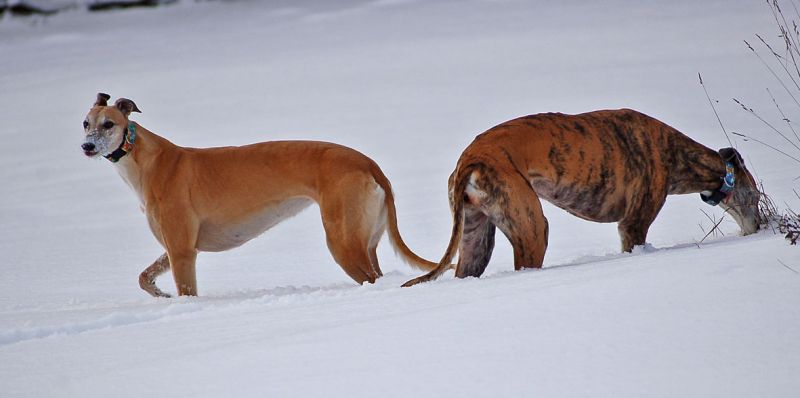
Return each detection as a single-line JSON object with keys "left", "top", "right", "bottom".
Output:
{"left": 102, "top": 121, "right": 114, "bottom": 129}
{"left": 83, "top": 120, "right": 89, "bottom": 129}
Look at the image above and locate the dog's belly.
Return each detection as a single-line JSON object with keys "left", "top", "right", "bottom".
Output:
{"left": 196, "top": 197, "right": 314, "bottom": 252}
{"left": 531, "top": 179, "right": 623, "bottom": 223}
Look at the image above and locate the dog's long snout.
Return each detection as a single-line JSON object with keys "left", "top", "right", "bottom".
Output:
{"left": 82, "top": 142, "right": 96, "bottom": 152}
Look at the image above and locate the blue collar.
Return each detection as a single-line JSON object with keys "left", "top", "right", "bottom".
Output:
{"left": 701, "top": 161, "right": 735, "bottom": 206}
{"left": 105, "top": 122, "right": 136, "bottom": 163}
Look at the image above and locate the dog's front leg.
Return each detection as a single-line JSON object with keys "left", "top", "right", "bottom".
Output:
{"left": 160, "top": 214, "right": 200, "bottom": 296}
{"left": 617, "top": 189, "right": 667, "bottom": 252}
{"left": 167, "top": 249, "right": 198, "bottom": 296}
{"left": 139, "top": 252, "right": 172, "bottom": 298}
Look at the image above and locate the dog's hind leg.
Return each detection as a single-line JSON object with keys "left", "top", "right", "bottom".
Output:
{"left": 139, "top": 252, "right": 172, "bottom": 298}
{"left": 480, "top": 169, "right": 549, "bottom": 271}
{"left": 454, "top": 205, "right": 497, "bottom": 278}
{"left": 319, "top": 174, "right": 383, "bottom": 284}
{"left": 322, "top": 221, "right": 377, "bottom": 284}
{"left": 367, "top": 191, "right": 387, "bottom": 279}
{"left": 369, "top": 245, "right": 383, "bottom": 278}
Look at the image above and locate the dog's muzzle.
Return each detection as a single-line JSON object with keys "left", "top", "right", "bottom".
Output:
{"left": 700, "top": 189, "right": 732, "bottom": 206}
{"left": 82, "top": 130, "right": 112, "bottom": 157}
{"left": 81, "top": 142, "right": 97, "bottom": 156}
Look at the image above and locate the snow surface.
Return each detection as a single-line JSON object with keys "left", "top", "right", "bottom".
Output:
{"left": 1, "top": 0, "right": 799, "bottom": 396}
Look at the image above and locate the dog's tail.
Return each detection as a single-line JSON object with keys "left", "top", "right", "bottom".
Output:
{"left": 401, "top": 163, "right": 475, "bottom": 287}
{"left": 370, "top": 164, "right": 439, "bottom": 271}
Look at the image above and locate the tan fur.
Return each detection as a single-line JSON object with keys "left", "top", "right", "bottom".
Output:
{"left": 83, "top": 94, "right": 436, "bottom": 297}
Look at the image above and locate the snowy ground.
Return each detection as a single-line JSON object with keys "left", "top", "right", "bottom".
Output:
{"left": 1, "top": 0, "right": 799, "bottom": 396}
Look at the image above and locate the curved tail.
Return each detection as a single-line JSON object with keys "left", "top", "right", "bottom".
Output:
{"left": 370, "top": 165, "right": 439, "bottom": 271}
{"left": 401, "top": 163, "right": 476, "bottom": 287}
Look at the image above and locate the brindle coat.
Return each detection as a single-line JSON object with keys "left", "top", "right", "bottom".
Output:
{"left": 404, "top": 109, "right": 761, "bottom": 286}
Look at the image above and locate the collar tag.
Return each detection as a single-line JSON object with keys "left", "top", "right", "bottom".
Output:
{"left": 700, "top": 161, "right": 736, "bottom": 206}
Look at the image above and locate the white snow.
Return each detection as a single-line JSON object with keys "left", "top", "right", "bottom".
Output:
{"left": 1, "top": 0, "right": 799, "bottom": 397}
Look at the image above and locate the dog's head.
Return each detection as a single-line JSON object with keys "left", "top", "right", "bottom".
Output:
{"left": 716, "top": 147, "right": 761, "bottom": 235}
{"left": 81, "top": 93, "right": 140, "bottom": 158}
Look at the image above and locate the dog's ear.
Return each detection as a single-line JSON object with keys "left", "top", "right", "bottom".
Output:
{"left": 114, "top": 98, "right": 141, "bottom": 117}
{"left": 94, "top": 93, "right": 111, "bottom": 107}
{"left": 719, "top": 147, "right": 744, "bottom": 167}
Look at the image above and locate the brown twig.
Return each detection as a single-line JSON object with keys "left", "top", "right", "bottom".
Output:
{"left": 698, "top": 73, "right": 734, "bottom": 148}
{"left": 766, "top": 87, "right": 800, "bottom": 145}
{"left": 744, "top": 38, "right": 800, "bottom": 111}
{"left": 731, "top": 131, "right": 800, "bottom": 163}
{"left": 697, "top": 209, "right": 726, "bottom": 246}
{"left": 778, "top": 259, "right": 799, "bottom": 273}
{"left": 733, "top": 97, "right": 800, "bottom": 152}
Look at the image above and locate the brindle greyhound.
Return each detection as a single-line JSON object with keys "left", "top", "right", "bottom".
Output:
{"left": 82, "top": 93, "right": 438, "bottom": 297}
{"left": 403, "top": 108, "right": 761, "bottom": 286}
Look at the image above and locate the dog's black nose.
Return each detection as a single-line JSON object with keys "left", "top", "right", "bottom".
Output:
{"left": 81, "top": 142, "right": 95, "bottom": 151}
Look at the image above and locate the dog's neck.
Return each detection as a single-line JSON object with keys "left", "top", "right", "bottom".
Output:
{"left": 112, "top": 123, "right": 178, "bottom": 207}
{"left": 104, "top": 122, "right": 136, "bottom": 163}
{"left": 665, "top": 137, "right": 728, "bottom": 195}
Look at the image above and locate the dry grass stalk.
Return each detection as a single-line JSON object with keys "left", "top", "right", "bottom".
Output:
{"left": 695, "top": 0, "right": 798, "bottom": 247}
{"left": 738, "top": 0, "right": 800, "bottom": 170}
{"left": 695, "top": 209, "right": 726, "bottom": 248}
{"left": 757, "top": 183, "right": 799, "bottom": 244}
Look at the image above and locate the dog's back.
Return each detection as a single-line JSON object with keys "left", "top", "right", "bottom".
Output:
{"left": 456, "top": 109, "right": 688, "bottom": 222}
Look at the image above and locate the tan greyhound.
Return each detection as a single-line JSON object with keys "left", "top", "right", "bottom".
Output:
{"left": 82, "top": 93, "right": 437, "bottom": 297}
{"left": 403, "top": 109, "right": 762, "bottom": 287}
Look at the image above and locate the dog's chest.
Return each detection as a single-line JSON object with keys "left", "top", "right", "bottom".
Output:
{"left": 114, "top": 161, "right": 146, "bottom": 207}
{"left": 196, "top": 197, "right": 313, "bottom": 252}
